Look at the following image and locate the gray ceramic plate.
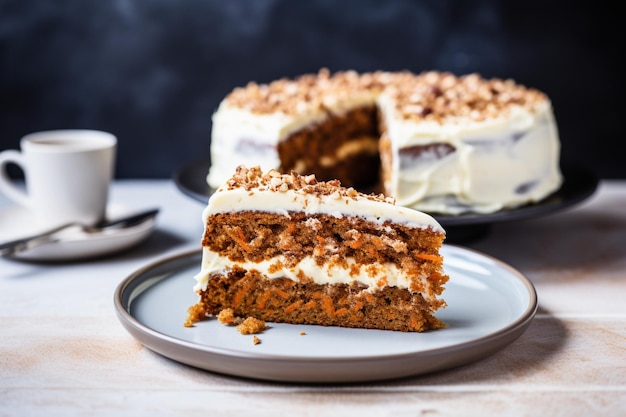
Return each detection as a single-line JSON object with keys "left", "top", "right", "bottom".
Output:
{"left": 114, "top": 245, "right": 537, "bottom": 383}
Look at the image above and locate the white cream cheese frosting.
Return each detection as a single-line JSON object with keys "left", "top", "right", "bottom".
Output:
{"left": 202, "top": 179, "right": 443, "bottom": 230}
{"left": 378, "top": 93, "right": 562, "bottom": 214}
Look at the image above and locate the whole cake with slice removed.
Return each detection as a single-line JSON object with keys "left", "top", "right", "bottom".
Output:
{"left": 207, "top": 69, "right": 563, "bottom": 215}
{"left": 186, "top": 165, "right": 449, "bottom": 332}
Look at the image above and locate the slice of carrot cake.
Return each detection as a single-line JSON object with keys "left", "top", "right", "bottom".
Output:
{"left": 187, "top": 165, "right": 449, "bottom": 332}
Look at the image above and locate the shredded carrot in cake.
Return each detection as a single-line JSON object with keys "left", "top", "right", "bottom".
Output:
{"left": 285, "top": 300, "right": 302, "bottom": 313}
{"left": 334, "top": 307, "right": 349, "bottom": 316}
{"left": 232, "top": 281, "right": 253, "bottom": 307}
{"left": 371, "top": 236, "right": 384, "bottom": 249}
{"left": 268, "top": 297, "right": 282, "bottom": 308}
{"left": 256, "top": 291, "right": 272, "bottom": 310}
{"left": 229, "top": 226, "right": 251, "bottom": 251}
{"left": 414, "top": 252, "right": 443, "bottom": 263}
{"left": 349, "top": 239, "right": 364, "bottom": 249}
{"left": 321, "top": 295, "right": 335, "bottom": 315}
{"left": 272, "top": 288, "right": 290, "bottom": 299}
{"left": 282, "top": 279, "right": 297, "bottom": 287}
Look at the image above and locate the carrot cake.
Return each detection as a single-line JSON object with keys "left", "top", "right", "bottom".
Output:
{"left": 207, "top": 69, "right": 562, "bottom": 215}
{"left": 187, "top": 165, "right": 449, "bottom": 332}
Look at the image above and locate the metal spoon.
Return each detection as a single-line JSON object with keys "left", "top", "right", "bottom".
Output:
{"left": 0, "top": 208, "right": 160, "bottom": 257}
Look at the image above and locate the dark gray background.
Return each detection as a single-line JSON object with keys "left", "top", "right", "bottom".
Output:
{"left": 0, "top": 0, "right": 622, "bottom": 179}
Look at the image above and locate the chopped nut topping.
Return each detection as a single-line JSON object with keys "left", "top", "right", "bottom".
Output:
{"left": 223, "top": 165, "right": 393, "bottom": 205}
{"left": 222, "top": 69, "right": 549, "bottom": 124}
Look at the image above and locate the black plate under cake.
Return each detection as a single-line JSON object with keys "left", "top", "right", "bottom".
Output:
{"left": 172, "top": 159, "right": 598, "bottom": 243}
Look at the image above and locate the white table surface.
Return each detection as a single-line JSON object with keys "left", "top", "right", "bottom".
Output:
{"left": 1, "top": 179, "right": 625, "bottom": 417}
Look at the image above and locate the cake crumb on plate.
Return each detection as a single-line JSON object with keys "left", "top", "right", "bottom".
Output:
{"left": 237, "top": 317, "right": 268, "bottom": 335}
{"left": 217, "top": 308, "right": 241, "bottom": 325}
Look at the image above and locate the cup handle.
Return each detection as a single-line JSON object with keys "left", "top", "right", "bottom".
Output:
{"left": 0, "top": 150, "right": 31, "bottom": 208}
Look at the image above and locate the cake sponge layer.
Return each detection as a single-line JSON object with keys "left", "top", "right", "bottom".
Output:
{"left": 188, "top": 269, "right": 446, "bottom": 332}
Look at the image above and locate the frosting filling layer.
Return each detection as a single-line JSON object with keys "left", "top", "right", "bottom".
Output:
{"left": 194, "top": 250, "right": 434, "bottom": 301}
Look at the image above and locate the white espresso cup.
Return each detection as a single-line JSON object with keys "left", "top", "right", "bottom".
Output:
{"left": 0, "top": 129, "right": 117, "bottom": 228}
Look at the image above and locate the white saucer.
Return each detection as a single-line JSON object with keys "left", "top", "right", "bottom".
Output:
{"left": 0, "top": 204, "right": 157, "bottom": 261}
